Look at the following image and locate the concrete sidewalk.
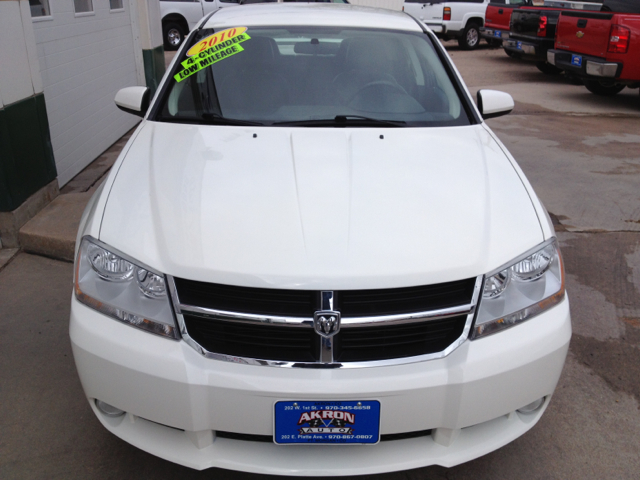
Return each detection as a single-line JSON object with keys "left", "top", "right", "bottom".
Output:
{"left": 15, "top": 128, "right": 136, "bottom": 262}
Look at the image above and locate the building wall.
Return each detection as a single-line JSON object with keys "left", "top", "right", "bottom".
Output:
{"left": 0, "top": 0, "right": 56, "bottom": 213}
{"left": 32, "top": 0, "right": 141, "bottom": 186}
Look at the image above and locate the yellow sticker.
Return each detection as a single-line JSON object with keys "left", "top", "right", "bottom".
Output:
{"left": 181, "top": 32, "right": 251, "bottom": 69}
{"left": 186, "top": 27, "right": 248, "bottom": 57}
{"left": 174, "top": 43, "right": 246, "bottom": 83}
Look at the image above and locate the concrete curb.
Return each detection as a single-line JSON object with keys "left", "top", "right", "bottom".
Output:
{"left": 11, "top": 127, "right": 136, "bottom": 262}
{"left": 18, "top": 192, "right": 92, "bottom": 262}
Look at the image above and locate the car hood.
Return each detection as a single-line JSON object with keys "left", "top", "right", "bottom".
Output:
{"left": 99, "top": 121, "right": 543, "bottom": 289}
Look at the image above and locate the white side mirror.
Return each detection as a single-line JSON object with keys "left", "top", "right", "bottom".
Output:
{"left": 477, "top": 89, "right": 514, "bottom": 120}
{"left": 115, "top": 86, "right": 150, "bottom": 118}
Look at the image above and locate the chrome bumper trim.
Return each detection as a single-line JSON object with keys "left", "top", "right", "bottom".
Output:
{"left": 586, "top": 61, "right": 618, "bottom": 78}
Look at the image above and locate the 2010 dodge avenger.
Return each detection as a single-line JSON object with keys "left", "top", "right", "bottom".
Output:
{"left": 70, "top": 4, "right": 570, "bottom": 475}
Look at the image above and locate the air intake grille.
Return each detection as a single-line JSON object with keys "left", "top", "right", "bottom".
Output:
{"left": 183, "top": 316, "right": 318, "bottom": 362}
{"left": 334, "top": 316, "right": 468, "bottom": 363}
{"left": 174, "top": 278, "right": 475, "bottom": 317}
{"left": 174, "top": 277, "right": 478, "bottom": 365}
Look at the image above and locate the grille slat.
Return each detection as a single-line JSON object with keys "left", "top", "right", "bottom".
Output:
{"left": 339, "top": 279, "right": 475, "bottom": 317}
{"left": 334, "top": 316, "right": 467, "bottom": 362}
{"left": 184, "top": 316, "right": 319, "bottom": 362}
{"left": 175, "top": 277, "right": 476, "bottom": 318}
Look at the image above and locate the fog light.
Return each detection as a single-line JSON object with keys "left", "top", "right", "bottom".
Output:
{"left": 517, "top": 397, "right": 545, "bottom": 414}
{"left": 95, "top": 399, "right": 125, "bottom": 417}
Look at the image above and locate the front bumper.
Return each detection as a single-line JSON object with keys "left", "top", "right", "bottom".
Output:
{"left": 70, "top": 295, "right": 571, "bottom": 475}
{"left": 547, "top": 49, "right": 623, "bottom": 79}
{"left": 504, "top": 37, "right": 551, "bottom": 60}
{"left": 480, "top": 28, "right": 509, "bottom": 42}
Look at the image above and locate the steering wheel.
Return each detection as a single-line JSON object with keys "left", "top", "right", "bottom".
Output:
{"left": 347, "top": 80, "right": 409, "bottom": 105}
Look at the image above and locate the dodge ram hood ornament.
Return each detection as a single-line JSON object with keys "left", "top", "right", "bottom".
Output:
{"left": 314, "top": 311, "right": 341, "bottom": 338}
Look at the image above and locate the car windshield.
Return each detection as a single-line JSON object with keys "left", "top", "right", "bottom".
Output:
{"left": 155, "top": 26, "right": 471, "bottom": 127}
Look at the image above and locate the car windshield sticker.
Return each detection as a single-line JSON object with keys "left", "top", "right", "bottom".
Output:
{"left": 186, "top": 27, "right": 248, "bottom": 57}
{"left": 174, "top": 27, "right": 250, "bottom": 83}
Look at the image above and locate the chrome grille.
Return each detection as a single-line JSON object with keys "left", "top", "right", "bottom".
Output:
{"left": 168, "top": 276, "right": 482, "bottom": 368}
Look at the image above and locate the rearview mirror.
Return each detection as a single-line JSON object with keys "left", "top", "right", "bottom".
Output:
{"left": 115, "top": 86, "right": 150, "bottom": 118}
{"left": 477, "top": 90, "right": 514, "bottom": 120}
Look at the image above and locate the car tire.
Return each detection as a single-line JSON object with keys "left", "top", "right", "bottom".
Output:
{"left": 536, "top": 61, "right": 563, "bottom": 75}
{"left": 163, "top": 22, "right": 186, "bottom": 51}
{"left": 458, "top": 23, "right": 480, "bottom": 50}
{"left": 584, "top": 80, "right": 625, "bottom": 96}
{"left": 487, "top": 38, "right": 502, "bottom": 48}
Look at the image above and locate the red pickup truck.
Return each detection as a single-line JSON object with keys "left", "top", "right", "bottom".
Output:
{"left": 480, "top": 0, "right": 533, "bottom": 50}
{"left": 548, "top": 0, "right": 640, "bottom": 95}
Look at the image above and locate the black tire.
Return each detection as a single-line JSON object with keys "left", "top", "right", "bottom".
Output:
{"left": 163, "top": 22, "right": 186, "bottom": 51}
{"left": 584, "top": 80, "right": 625, "bottom": 96}
{"left": 487, "top": 38, "right": 502, "bottom": 48}
{"left": 458, "top": 23, "right": 481, "bottom": 50}
{"left": 536, "top": 61, "right": 563, "bottom": 75}
{"left": 505, "top": 49, "right": 522, "bottom": 59}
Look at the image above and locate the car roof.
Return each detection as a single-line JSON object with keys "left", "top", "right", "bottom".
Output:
{"left": 202, "top": 4, "right": 423, "bottom": 32}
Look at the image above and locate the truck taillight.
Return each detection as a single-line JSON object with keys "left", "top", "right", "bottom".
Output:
{"left": 444, "top": 7, "right": 451, "bottom": 21}
{"left": 608, "top": 25, "right": 630, "bottom": 54}
{"left": 537, "top": 16, "right": 548, "bottom": 37}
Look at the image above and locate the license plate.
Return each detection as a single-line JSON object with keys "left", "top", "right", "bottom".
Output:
{"left": 517, "top": 41, "right": 523, "bottom": 50}
{"left": 274, "top": 400, "right": 381, "bottom": 445}
{"left": 571, "top": 54, "right": 583, "bottom": 67}
{"left": 495, "top": 30, "right": 502, "bottom": 38}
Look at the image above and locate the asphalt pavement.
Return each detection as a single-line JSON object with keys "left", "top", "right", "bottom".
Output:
{"left": 1, "top": 42, "right": 639, "bottom": 479}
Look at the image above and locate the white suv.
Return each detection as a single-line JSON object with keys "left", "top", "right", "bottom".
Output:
{"left": 403, "top": 0, "right": 490, "bottom": 49}
{"left": 160, "top": 0, "right": 240, "bottom": 50}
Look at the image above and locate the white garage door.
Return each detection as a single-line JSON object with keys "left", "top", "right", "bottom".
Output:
{"left": 32, "top": 0, "right": 141, "bottom": 186}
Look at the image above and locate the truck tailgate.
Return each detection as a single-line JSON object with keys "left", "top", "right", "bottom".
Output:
{"left": 556, "top": 11, "right": 614, "bottom": 57}
{"left": 510, "top": 8, "right": 563, "bottom": 38}
{"left": 485, "top": 4, "right": 515, "bottom": 31}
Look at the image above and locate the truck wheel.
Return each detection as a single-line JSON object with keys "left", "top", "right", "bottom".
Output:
{"left": 487, "top": 39, "right": 501, "bottom": 48}
{"left": 536, "top": 62, "right": 563, "bottom": 75}
{"left": 458, "top": 23, "right": 480, "bottom": 50}
{"left": 163, "top": 22, "right": 185, "bottom": 51}
{"left": 584, "top": 80, "right": 625, "bottom": 96}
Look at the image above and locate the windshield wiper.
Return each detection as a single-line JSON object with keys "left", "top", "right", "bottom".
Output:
{"left": 273, "top": 115, "right": 406, "bottom": 127}
{"left": 201, "top": 113, "right": 264, "bottom": 126}
{"left": 157, "top": 114, "right": 264, "bottom": 126}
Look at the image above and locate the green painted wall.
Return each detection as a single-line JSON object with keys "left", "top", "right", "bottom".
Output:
{"left": 143, "top": 45, "right": 166, "bottom": 97}
{"left": 0, "top": 94, "right": 57, "bottom": 212}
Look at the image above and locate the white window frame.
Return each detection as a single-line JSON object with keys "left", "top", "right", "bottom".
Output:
{"left": 30, "top": 0, "right": 53, "bottom": 22}
{"left": 73, "top": 0, "right": 95, "bottom": 18}
{"left": 109, "top": 0, "right": 125, "bottom": 12}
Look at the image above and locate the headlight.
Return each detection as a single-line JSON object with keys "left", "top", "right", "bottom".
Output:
{"left": 473, "top": 239, "right": 565, "bottom": 339}
{"left": 74, "top": 237, "right": 178, "bottom": 339}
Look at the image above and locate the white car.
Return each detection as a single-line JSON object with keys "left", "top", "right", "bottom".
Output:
{"left": 403, "top": 0, "right": 490, "bottom": 49}
{"left": 71, "top": 4, "right": 571, "bottom": 474}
